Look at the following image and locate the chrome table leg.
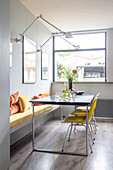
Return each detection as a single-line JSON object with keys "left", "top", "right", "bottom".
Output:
{"left": 86, "top": 105, "right": 88, "bottom": 156}
{"left": 32, "top": 104, "right": 35, "bottom": 150}
{"left": 60, "top": 105, "right": 64, "bottom": 121}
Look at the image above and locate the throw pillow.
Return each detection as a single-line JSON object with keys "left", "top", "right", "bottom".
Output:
{"left": 10, "top": 104, "right": 20, "bottom": 116}
{"left": 39, "top": 93, "right": 49, "bottom": 97}
{"left": 34, "top": 95, "right": 45, "bottom": 106}
{"left": 10, "top": 91, "right": 20, "bottom": 116}
{"left": 19, "top": 95, "right": 31, "bottom": 112}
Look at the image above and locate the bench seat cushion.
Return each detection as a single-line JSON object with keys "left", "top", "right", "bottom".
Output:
{"left": 34, "top": 105, "right": 53, "bottom": 117}
{"left": 10, "top": 105, "right": 58, "bottom": 129}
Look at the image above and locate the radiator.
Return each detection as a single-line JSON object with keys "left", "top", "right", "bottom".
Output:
{"left": 95, "top": 99, "right": 113, "bottom": 118}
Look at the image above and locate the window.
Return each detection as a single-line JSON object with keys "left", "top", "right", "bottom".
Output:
{"left": 53, "top": 32, "right": 106, "bottom": 82}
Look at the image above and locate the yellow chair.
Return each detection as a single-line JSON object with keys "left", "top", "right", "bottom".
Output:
{"left": 74, "top": 93, "right": 100, "bottom": 113}
{"left": 62, "top": 96, "right": 98, "bottom": 153}
{"left": 71, "top": 93, "right": 100, "bottom": 135}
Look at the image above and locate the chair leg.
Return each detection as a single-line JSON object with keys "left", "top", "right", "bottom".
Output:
{"left": 88, "top": 125, "right": 94, "bottom": 145}
{"left": 89, "top": 123, "right": 95, "bottom": 140}
{"left": 94, "top": 117, "right": 98, "bottom": 131}
{"left": 88, "top": 135, "right": 93, "bottom": 153}
{"left": 62, "top": 124, "right": 71, "bottom": 152}
{"left": 68, "top": 123, "right": 73, "bottom": 141}
{"left": 92, "top": 115, "right": 98, "bottom": 133}
{"left": 88, "top": 126, "right": 93, "bottom": 153}
{"left": 73, "top": 125, "right": 77, "bottom": 133}
{"left": 91, "top": 120, "right": 97, "bottom": 135}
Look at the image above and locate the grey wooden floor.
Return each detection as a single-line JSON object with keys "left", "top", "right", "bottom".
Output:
{"left": 10, "top": 118, "right": 113, "bottom": 170}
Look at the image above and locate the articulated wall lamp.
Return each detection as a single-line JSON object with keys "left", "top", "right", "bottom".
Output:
{"left": 16, "top": 14, "right": 79, "bottom": 51}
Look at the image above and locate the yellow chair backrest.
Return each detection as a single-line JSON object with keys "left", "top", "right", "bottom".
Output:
{"left": 96, "top": 93, "right": 100, "bottom": 98}
{"left": 87, "top": 93, "right": 100, "bottom": 123}
{"left": 88, "top": 97, "right": 97, "bottom": 122}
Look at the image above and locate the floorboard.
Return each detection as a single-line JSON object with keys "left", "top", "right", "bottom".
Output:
{"left": 10, "top": 118, "right": 113, "bottom": 170}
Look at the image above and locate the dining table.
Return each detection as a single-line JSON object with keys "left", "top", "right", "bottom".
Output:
{"left": 30, "top": 93, "right": 94, "bottom": 156}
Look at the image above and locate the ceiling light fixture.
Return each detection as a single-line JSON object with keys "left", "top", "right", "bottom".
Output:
{"left": 65, "top": 32, "right": 73, "bottom": 38}
{"left": 16, "top": 14, "right": 79, "bottom": 51}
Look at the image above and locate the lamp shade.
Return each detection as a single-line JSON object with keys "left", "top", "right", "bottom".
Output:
{"left": 65, "top": 32, "right": 73, "bottom": 38}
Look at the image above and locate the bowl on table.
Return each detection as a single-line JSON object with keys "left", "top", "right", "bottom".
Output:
{"left": 74, "top": 91, "right": 85, "bottom": 95}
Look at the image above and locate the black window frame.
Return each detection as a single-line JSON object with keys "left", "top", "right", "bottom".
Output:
{"left": 53, "top": 31, "right": 107, "bottom": 82}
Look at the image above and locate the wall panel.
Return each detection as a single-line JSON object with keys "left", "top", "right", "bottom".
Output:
{"left": 0, "top": 0, "right": 10, "bottom": 169}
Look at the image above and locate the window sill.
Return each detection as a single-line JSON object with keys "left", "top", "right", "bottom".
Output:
{"left": 52, "top": 81, "right": 113, "bottom": 84}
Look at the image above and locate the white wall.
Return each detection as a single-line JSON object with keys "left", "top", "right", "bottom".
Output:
{"left": 0, "top": 0, "right": 10, "bottom": 169}
{"left": 107, "top": 29, "right": 113, "bottom": 82}
{"left": 10, "top": 0, "right": 53, "bottom": 98}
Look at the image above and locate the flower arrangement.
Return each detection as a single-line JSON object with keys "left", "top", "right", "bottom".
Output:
{"left": 60, "top": 67, "right": 77, "bottom": 82}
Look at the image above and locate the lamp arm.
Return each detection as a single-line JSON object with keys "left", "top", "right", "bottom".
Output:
{"left": 20, "top": 14, "right": 64, "bottom": 37}
{"left": 17, "top": 14, "right": 77, "bottom": 50}
{"left": 20, "top": 16, "right": 40, "bottom": 36}
{"left": 40, "top": 15, "right": 63, "bottom": 33}
{"left": 57, "top": 34, "right": 76, "bottom": 48}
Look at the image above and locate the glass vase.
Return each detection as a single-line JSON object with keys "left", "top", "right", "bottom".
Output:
{"left": 69, "top": 81, "right": 72, "bottom": 90}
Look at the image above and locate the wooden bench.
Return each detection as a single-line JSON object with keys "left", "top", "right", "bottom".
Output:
{"left": 10, "top": 105, "right": 60, "bottom": 134}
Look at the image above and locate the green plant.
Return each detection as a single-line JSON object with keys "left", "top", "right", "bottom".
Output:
{"left": 60, "top": 66, "right": 77, "bottom": 82}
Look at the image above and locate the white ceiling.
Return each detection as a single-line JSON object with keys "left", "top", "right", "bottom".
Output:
{"left": 20, "top": 0, "right": 113, "bottom": 32}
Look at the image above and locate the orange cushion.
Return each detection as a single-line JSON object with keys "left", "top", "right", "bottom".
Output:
{"left": 34, "top": 95, "right": 45, "bottom": 106}
{"left": 19, "top": 95, "right": 31, "bottom": 112}
{"left": 13, "top": 91, "right": 19, "bottom": 103}
{"left": 39, "top": 93, "right": 49, "bottom": 97}
{"left": 10, "top": 91, "right": 19, "bottom": 105}
{"left": 10, "top": 104, "right": 20, "bottom": 116}
{"left": 10, "top": 95, "right": 15, "bottom": 105}
{"left": 10, "top": 91, "right": 20, "bottom": 116}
